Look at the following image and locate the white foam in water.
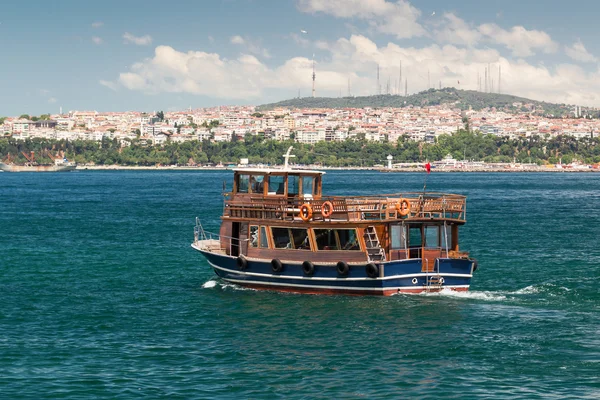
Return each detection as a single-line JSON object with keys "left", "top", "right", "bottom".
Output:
{"left": 202, "top": 280, "right": 217, "bottom": 289}
{"left": 513, "top": 285, "right": 539, "bottom": 294}
{"left": 428, "top": 288, "right": 507, "bottom": 301}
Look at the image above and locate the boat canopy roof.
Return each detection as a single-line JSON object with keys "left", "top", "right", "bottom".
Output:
{"left": 232, "top": 167, "right": 325, "bottom": 175}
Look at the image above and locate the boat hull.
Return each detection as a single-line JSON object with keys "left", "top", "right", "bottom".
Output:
{"left": 193, "top": 244, "right": 474, "bottom": 296}
{"left": 0, "top": 163, "right": 76, "bottom": 172}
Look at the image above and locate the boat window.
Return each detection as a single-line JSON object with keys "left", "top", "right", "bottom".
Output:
{"left": 238, "top": 174, "right": 249, "bottom": 193}
{"left": 315, "top": 229, "right": 338, "bottom": 250}
{"left": 272, "top": 227, "right": 291, "bottom": 248}
{"left": 249, "top": 225, "right": 259, "bottom": 248}
{"left": 424, "top": 226, "right": 439, "bottom": 248}
{"left": 290, "top": 228, "right": 310, "bottom": 249}
{"left": 250, "top": 175, "right": 265, "bottom": 194}
{"left": 390, "top": 225, "right": 407, "bottom": 249}
{"left": 314, "top": 229, "right": 360, "bottom": 251}
{"left": 268, "top": 175, "right": 285, "bottom": 195}
{"left": 302, "top": 176, "right": 314, "bottom": 198}
{"left": 260, "top": 226, "right": 269, "bottom": 248}
{"left": 408, "top": 226, "right": 422, "bottom": 247}
{"left": 338, "top": 229, "right": 360, "bottom": 250}
{"left": 288, "top": 175, "right": 299, "bottom": 196}
{"left": 271, "top": 227, "right": 310, "bottom": 249}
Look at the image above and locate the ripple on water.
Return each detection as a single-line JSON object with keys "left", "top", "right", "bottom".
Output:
{"left": 1, "top": 171, "right": 599, "bottom": 398}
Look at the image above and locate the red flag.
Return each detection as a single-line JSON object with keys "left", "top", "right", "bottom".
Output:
{"left": 425, "top": 162, "right": 431, "bottom": 173}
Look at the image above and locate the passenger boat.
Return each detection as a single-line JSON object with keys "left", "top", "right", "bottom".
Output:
{"left": 0, "top": 152, "right": 76, "bottom": 172}
{"left": 192, "top": 147, "right": 477, "bottom": 296}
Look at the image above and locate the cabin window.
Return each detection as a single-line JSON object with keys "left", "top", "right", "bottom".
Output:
{"left": 338, "top": 229, "right": 360, "bottom": 250}
{"left": 271, "top": 227, "right": 310, "bottom": 249}
{"left": 250, "top": 225, "right": 269, "bottom": 248}
{"left": 250, "top": 175, "right": 265, "bottom": 194}
{"left": 290, "top": 228, "right": 310, "bottom": 249}
{"left": 408, "top": 226, "right": 422, "bottom": 247}
{"left": 260, "top": 226, "right": 269, "bottom": 248}
{"left": 238, "top": 174, "right": 250, "bottom": 193}
{"left": 268, "top": 175, "right": 285, "bottom": 195}
{"left": 288, "top": 175, "right": 299, "bottom": 196}
{"left": 390, "top": 225, "right": 407, "bottom": 249}
{"left": 249, "top": 225, "right": 259, "bottom": 248}
{"left": 302, "top": 176, "right": 314, "bottom": 198}
{"left": 424, "top": 226, "right": 439, "bottom": 248}
{"left": 314, "top": 229, "right": 360, "bottom": 251}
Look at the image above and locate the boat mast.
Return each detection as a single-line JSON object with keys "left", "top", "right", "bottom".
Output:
{"left": 283, "top": 146, "right": 296, "bottom": 170}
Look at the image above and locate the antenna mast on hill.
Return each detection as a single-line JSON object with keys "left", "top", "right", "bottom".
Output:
{"left": 484, "top": 67, "right": 488, "bottom": 93}
{"left": 311, "top": 54, "right": 316, "bottom": 98}
{"left": 405, "top": 78, "right": 408, "bottom": 96}
{"left": 499, "top": 64, "right": 502, "bottom": 94}
{"left": 377, "top": 64, "right": 380, "bottom": 95}
{"left": 399, "top": 61, "right": 402, "bottom": 96}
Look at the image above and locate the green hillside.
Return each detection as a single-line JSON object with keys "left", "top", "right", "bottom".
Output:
{"left": 258, "top": 88, "right": 579, "bottom": 117}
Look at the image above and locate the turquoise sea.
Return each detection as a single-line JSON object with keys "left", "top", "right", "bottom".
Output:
{"left": 1, "top": 170, "right": 599, "bottom": 399}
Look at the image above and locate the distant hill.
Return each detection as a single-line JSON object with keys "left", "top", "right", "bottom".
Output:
{"left": 257, "top": 88, "right": 580, "bottom": 117}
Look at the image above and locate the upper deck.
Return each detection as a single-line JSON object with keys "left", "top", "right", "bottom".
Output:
{"left": 225, "top": 146, "right": 465, "bottom": 224}
{"left": 226, "top": 169, "right": 465, "bottom": 223}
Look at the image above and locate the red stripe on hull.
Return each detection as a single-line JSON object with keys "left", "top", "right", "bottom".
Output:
{"left": 226, "top": 281, "right": 469, "bottom": 296}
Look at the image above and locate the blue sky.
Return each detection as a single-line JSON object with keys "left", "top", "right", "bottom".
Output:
{"left": 3, "top": 0, "right": 600, "bottom": 116}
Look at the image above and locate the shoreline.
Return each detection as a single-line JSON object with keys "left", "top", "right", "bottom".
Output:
{"left": 74, "top": 165, "right": 600, "bottom": 173}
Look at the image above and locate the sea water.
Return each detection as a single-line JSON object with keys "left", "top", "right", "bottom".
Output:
{"left": 0, "top": 171, "right": 598, "bottom": 398}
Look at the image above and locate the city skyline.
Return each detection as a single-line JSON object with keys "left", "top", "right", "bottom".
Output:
{"left": 3, "top": 0, "right": 600, "bottom": 115}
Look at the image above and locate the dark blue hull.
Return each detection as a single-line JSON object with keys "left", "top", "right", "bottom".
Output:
{"left": 193, "top": 244, "right": 474, "bottom": 296}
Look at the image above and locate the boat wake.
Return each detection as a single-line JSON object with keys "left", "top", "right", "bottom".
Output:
{"left": 420, "top": 283, "right": 576, "bottom": 303}
{"left": 201, "top": 279, "right": 256, "bottom": 292}
{"left": 201, "top": 279, "right": 218, "bottom": 289}
{"left": 420, "top": 288, "right": 507, "bottom": 301}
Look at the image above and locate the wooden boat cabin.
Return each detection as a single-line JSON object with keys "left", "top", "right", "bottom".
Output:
{"left": 217, "top": 167, "right": 469, "bottom": 274}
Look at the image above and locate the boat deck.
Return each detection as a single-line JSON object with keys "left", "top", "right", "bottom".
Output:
{"left": 224, "top": 192, "right": 466, "bottom": 223}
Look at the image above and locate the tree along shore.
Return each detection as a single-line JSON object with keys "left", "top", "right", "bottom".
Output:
{"left": 2, "top": 130, "right": 599, "bottom": 167}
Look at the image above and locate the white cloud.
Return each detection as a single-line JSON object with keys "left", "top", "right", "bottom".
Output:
{"left": 434, "top": 13, "right": 481, "bottom": 47}
{"left": 123, "top": 32, "right": 152, "bottom": 46}
{"left": 92, "top": 21, "right": 103, "bottom": 28}
{"left": 565, "top": 39, "right": 597, "bottom": 63}
{"left": 92, "top": 36, "right": 103, "bottom": 45}
{"left": 297, "top": 0, "right": 426, "bottom": 39}
{"left": 100, "top": 80, "right": 119, "bottom": 91}
{"left": 229, "top": 35, "right": 271, "bottom": 58}
{"left": 113, "top": 36, "right": 600, "bottom": 107}
{"left": 290, "top": 32, "right": 310, "bottom": 47}
{"left": 230, "top": 35, "right": 245, "bottom": 45}
{"left": 47, "top": 97, "right": 57, "bottom": 104}
{"left": 478, "top": 23, "right": 558, "bottom": 57}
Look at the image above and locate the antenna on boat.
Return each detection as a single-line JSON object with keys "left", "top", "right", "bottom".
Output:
{"left": 283, "top": 146, "right": 295, "bottom": 170}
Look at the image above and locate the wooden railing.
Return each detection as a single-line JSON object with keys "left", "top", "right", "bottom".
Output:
{"left": 223, "top": 192, "right": 466, "bottom": 223}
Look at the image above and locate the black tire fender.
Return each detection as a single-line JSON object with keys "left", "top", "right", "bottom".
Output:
{"left": 302, "top": 261, "right": 315, "bottom": 276}
{"left": 236, "top": 255, "right": 248, "bottom": 270}
{"left": 366, "top": 262, "right": 379, "bottom": 278}
{"left": 336, "top": 261, "right": 350, "bottom": 276}
{"left": 271, "top": 258, "right": 284, "bottom": 273}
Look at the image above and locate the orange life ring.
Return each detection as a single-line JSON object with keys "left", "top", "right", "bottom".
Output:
{"left": 395, "top": 198, "right": 411, "bottom": 217}
{"left": 321, "top": 201, "right": 334, "bottom": 218}
{"left": 299, "top": 203, "right": 313, "bottom": 221}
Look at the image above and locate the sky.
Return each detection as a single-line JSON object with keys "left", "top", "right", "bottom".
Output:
{"left": 3, "top": 0, "right": 600, "bottom": 116}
